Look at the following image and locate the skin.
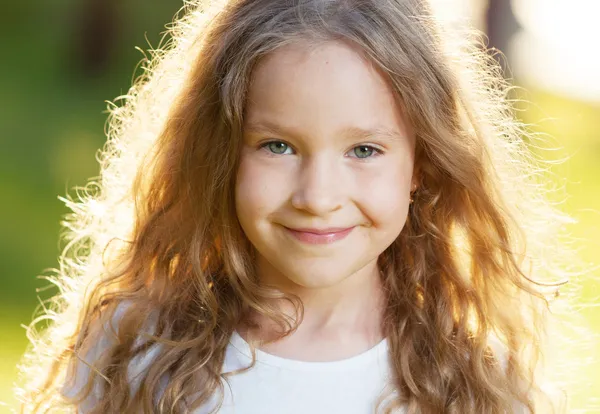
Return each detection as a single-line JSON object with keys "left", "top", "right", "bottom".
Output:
{"left": 235, "top": 39, "right": 417, "bottom": 361}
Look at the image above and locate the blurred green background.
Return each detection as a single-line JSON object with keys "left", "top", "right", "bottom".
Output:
{"left": 1, "top": 0, "right": 598, "bottom": 412}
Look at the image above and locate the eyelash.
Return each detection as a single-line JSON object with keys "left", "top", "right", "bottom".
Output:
{"left": 258, "top": 140, "right": 384, "bottom": 159}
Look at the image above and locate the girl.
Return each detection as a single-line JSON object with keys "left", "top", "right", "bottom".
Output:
{"left": 17, "top": 0, "right": 575, "bottom": 412}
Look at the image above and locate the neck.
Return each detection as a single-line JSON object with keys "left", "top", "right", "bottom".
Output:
{"left": 241, "top": 258, "right": 387, "bottom": 361}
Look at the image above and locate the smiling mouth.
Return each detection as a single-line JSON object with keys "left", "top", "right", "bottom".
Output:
{"left": 283, "top": 226, "right": 355, "bottom": 245}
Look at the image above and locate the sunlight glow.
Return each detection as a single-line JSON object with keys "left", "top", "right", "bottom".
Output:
{"left": 511, "top": 0, "right": 600, "bottom": 102}
{"left": 428, "top": 0, "right": 485, "bottom": 28}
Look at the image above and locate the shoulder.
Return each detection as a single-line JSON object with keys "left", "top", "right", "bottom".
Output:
{"left": 62, "top": 302, "right": 131, "bottom": 393}
{"left": 486, "top": 333, "right": 509, "bottom": 371}
{"left": 486, "top": 334, "right": 568, "bottom": 414}
{"left": 61, "top": 300, "right": 163, "bottom": 411}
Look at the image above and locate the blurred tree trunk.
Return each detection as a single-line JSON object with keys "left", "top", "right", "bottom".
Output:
{"left": 485, "top": 0, "right": 521, "bottom": 77}
{"left": 72, "top": 0, "right": 119, "bottom": 76}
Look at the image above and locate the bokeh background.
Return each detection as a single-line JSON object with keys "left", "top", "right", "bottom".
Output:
{"left": 1, "top": 0, "right": 598, "bottom": 411}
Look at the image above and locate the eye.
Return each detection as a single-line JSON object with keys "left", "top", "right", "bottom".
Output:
{"left": 348, "top": 145, "right": 382, "bottom": 159}
{"left": 261, "top": 141, "right": 294, "bottom": 155}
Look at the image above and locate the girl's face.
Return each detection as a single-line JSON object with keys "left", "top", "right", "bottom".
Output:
{"left": 236, "top": 40, "right": 416, "bottom": 290}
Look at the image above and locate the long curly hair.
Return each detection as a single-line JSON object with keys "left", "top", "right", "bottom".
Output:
{"left": 17, "top": 0, "right": 576, "bottom": 412}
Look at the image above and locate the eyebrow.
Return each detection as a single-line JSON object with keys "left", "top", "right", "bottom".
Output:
{"left": 244, "top": 120, "right": 405, "bottom": 142}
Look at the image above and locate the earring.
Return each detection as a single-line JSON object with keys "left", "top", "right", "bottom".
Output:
{"left": 410, "top": 183, "right": 418, "bottom": 204}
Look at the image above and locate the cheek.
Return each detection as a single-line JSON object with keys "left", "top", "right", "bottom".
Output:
{"left": 235, "top": 155, "right": 290, "bottom": 221}
{"left": 355, "top": 162, "right": 412, "bottom": 228}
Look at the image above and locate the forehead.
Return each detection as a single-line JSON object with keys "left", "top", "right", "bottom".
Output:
{"left": 244, "top": 40, "right": 413, "bottom": 143}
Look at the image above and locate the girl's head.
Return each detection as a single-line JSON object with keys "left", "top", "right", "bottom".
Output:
{"left": 19, "top": 0, "right": 573, "bottom": 413}
{"left": 237, "top": 39, "right": 416, "bottom": 290}
{"left": 152, "top": 0, "right": 496, "bottom": 296}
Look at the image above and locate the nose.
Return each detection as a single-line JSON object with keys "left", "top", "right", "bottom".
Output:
{"left": 291, "top": 154, "right": 344, "bottom": 216}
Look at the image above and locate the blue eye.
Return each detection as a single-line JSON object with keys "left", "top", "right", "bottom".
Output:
{"left": 349, "top": 145, "right": 380, "bottom": 159}
{"left": 259, "top": 141, "right": 381, "bottom": 158}
{"left": 262, "top": 141, "right": 294, "bottom": 155}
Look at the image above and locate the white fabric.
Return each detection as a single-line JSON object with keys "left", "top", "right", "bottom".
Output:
{"left": 200, "top": 332, "right": 395, "bottom": 414}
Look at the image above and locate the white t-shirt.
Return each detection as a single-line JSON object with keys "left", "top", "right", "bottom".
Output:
{"left": 208, "top": 331, "right": 395, "bottom": 414}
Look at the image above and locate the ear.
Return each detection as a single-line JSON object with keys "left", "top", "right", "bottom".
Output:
{"left": 411, "top": 166, "right": 420, "bottom": 192}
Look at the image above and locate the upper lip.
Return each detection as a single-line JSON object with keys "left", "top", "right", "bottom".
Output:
{"left": 286, "top": 226, "right": 354, "bottom": 234}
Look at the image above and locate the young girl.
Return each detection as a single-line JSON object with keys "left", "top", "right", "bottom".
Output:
{"left": 17, "top": 0, "right": 576, "bottom": 412}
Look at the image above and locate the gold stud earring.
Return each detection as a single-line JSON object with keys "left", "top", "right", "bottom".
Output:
{"left": 409, "top": 183, "right": 417, "bottom": 204}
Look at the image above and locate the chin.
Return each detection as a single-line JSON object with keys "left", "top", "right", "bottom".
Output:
{"left": 281, "top": 263, "right": 358, "bottom": 289}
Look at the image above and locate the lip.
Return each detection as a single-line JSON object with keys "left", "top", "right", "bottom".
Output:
{"left": 284, "top": 226, "right": 355, "bottom": 245}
